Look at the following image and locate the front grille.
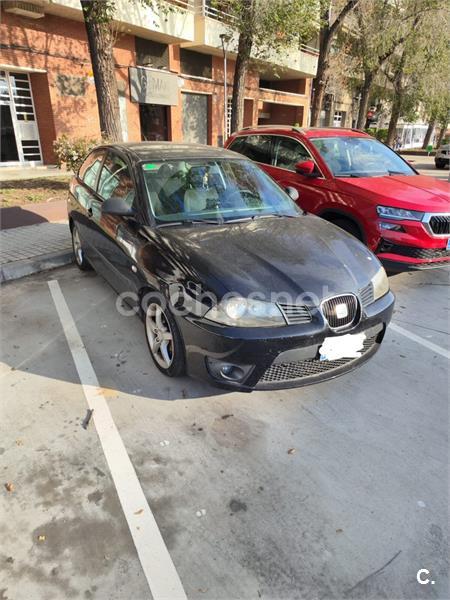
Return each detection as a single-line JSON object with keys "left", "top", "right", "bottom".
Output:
{"left": 379, "top": 240, "right": 450, "bottom": 260}
{"left": 260, "top": 335, "right": 377, "bottom": 383}
{"left": 278, "top": 303, "right": 312, "bottom": 325}
{"left": 429, "top": 215, "right": 450, "bottom": 235}
{"left": 321, "top": 294, "right": 359, "bottom": 329}
{"left": 359, "top": 282, "right": 374, "bottom": 307}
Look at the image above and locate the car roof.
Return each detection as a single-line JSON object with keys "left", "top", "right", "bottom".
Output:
{"left": 234, "top": 125, "right": 370, "bottom": 139}
{"left": 100, "top": 142, "right": 240, "bottom": 162}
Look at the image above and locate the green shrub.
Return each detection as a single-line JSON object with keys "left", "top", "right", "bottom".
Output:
{"left": 53, "top": 134, "right": 99, "bottom": 173}
{"left": 364, "top": 128, "right": 388, "bottom": 142}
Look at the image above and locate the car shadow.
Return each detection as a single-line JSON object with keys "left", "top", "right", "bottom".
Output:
{"left": 1, "top": 268, "right": 231, "bottom": 402}
{"left": 0, "top": 205, "right": 48, "bottom": 229}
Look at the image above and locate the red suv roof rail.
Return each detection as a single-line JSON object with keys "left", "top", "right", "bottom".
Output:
{"left": 240, "top": 124, "right": 303, "bottom": 133}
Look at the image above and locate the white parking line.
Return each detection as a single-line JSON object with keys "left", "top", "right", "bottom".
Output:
{"left": 48, "top": 279, "right": 187, "bottom": 600}
{"left": 391, "top": 322, "right": 450, "bottom": 360}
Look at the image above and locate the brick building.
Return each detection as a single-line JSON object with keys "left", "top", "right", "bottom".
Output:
{"left": 0, "top": 0, "right": 318, "bottom": 166}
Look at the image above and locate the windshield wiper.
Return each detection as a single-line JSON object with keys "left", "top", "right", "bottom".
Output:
{"left": 156, "top": 219, "right": 222, "bottom": 228}
{"left": 251, "top": 213, "right": 298, "bottom": 220}
{"left": 335, "top": 173, "right": 363, "bottom": 178}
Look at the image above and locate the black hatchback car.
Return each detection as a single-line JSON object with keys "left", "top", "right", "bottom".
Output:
{"left": 68, "top": 142, "right": 394, "bottom": 391}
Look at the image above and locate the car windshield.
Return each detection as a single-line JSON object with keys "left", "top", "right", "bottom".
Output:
{"left": 141, "top": 158, "right": 300, "bottom": 224}
{"left": 310, "top": 136, "right": 416, "bottom": 178}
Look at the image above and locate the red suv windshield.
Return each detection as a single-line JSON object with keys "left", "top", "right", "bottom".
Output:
{"left": 310, "top": 136, "right": 415, "bottom": 178}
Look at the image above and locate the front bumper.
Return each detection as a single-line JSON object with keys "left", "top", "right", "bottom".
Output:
{"left": 375, "top": 217, "right": 450, "bottom": 271}
{"left": 177, "top": 291, "right": 395, "bottom": 392}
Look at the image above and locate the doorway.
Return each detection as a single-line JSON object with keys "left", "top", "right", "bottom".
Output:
{"left": 139, "top": 104, "right": 169, "bottom": 141}
{"left": 182, "top": 92, "right": 209, "bottom": 145}
{"left": 0, "top": 70, "right": 42, "bottom": 165}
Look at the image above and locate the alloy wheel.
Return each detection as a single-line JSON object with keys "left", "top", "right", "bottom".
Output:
{"left": 145, "top": 303, "right": 174, "bottom": 369}
{"left": 72, "top": 227, "right": 83, "bottom": 266}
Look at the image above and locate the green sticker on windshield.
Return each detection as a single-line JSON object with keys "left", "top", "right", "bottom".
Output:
{"left": 143, "top": 163, "right": 159, "bottom": 171}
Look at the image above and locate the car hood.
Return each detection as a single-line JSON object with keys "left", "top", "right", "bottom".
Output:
{"left": 337, "top": 175, "right": 450, "bottom": 212}
{"left": 147, "top": 215, "right": 381, "bottom": 301}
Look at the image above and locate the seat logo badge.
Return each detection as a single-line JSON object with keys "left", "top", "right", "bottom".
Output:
{"left": 335, "top": 303, "right": 348, "bottom": 319}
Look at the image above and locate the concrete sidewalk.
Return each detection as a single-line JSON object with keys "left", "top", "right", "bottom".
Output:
{"left": 0, "top": 221, "right": 72, "bottom": 283}
{"left": 0, "top": 165, "right": 69, "bottom": 181}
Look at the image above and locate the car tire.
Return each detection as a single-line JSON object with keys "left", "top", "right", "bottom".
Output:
{"left": 329, "top": 217, "right": 363, "bottom": 242}
{"left": 144, "top": 297, "right": 186, "bottom": 377}
{"left": 71, "top": 224, "right": 92, "bottom": 271}
{"left": 435, "top": 159, "right": 446, "bottom": 169}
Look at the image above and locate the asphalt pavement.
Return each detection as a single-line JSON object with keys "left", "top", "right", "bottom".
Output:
{"left": 407, "top": 154, "right": 448, "bottom": 181}
{"left": 1, "top": 263, "right": 448, "bottom": 600}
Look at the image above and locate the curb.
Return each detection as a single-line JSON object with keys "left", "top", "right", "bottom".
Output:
{"left": 0, "top": 249, "right": 73, "bottom": 283}
{"left": 400, "top": 150, "right": 436, "bottom": 156}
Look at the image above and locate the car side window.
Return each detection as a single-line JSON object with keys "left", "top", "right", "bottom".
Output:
{"left": 240, "top": 135, "right": 273, "bottom": 165}
{"left": 274, "top": 136, "right": 311, "bottom": 171}
{"left": 78, "top": 150, "right": 105, "bottom": 190}
{"left": 97, "top": 153, "right": 136, "bottom": 207}
{"left": 227, "top": 136, "right": 246, "bottom": 155}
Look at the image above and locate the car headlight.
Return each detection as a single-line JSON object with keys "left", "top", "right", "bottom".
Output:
{"left": 371, "top": 266, "right": 389, "bottom": 301}
{"left": 205, "top": 296, "right": 285, "bottom": 327}
{"left": 376, "top": 205, "right": 424, "bottom": 221}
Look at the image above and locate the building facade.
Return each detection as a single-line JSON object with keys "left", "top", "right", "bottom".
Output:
{"left": 0, "top": 0, "right": 318, "bottom": 166}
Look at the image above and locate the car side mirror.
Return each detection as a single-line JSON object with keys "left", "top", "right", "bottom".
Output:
{"left": 285, "top": 186, "right": 299, "bottom": 202}
{"left": 101, "top": 197, "right": 135, "bottom": 217}
{"left": 295, "top": 160, "right": 317, "bottom": 177}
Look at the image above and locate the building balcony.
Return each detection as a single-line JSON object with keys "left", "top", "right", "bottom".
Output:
{"left": 45, "top": 0, "right": 197, "bottom": 44}
{"left": 42, "top": 0, "right": 318, "bottom": 76}
{"left": 189, "top": 0, "right": 318, "bottom": 77}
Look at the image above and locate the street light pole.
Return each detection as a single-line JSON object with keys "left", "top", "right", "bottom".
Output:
{"left": 220, "top": 33, "right": 231, "bottom": 145}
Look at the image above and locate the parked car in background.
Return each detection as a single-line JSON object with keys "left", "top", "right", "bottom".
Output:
{"left": 435, "top": 144, "right": 449, "bottom": 169}
{"left": 68, "top": 142, "right": 394, "bottom": 391}
{"left": 226, "top": 126, "right": 450, "bottom": 271}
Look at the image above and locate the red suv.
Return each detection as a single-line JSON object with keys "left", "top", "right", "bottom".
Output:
{"left": 225, "top": 126, "right": 450, "bottom": 271}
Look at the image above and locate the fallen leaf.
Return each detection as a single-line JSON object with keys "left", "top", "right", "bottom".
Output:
{"left": 15, "top": 439, "right": 23, "bottom": 446}
{"left": 5, "top": 482, "right": 14, "bottom": 492}
{"left": 37, "top": 535, "right": 46, "bottom": 542}
{"left": 336, "top": 528, "right": 343, "bottom": 534}
{"left": 134, "top": 508, "right": 143, "bottom": 515}
{"left": 287, "top": 448, "right": 296, "bottom": 455}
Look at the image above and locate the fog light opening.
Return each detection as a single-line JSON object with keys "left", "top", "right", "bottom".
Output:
{"left": 220, "top": 364, "right": 245, "bottom": 381}
{"left": 379, "top": 222, "right": 405, "bottom": 232}
{"left": 206, "top": 358, "right": 253, "bottom": 383}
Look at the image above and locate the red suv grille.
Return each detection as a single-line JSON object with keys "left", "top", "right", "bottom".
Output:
{"left": 429, "top": 216, "right": 450, "bottom": 235}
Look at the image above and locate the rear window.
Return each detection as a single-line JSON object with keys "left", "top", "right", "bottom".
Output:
{"left": 78, "top": 150, "right": 105, "bottom": 190}
{"left": 228, "top": 135, "right": 273, "bottom": 165}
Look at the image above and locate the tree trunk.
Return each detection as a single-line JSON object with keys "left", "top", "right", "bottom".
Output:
{"left": 421, "top": 120, "right": 435, "bottom": 149}
{"left": 310, "top": 32, "right": 331, "bottom": 127}
{"left": 310, "top": 63, "right": 327, "bottom": 127}
{"left": 386, "top": 93, "right": 402, "bottom": 147}
{"left": 436, "top": 126, "right": 446, "bottom": 149}
{"left": 80, "top": 0, "right": 122, "bottom": 141}
{"left": 356, "top": 72, "right": 374, "bottom": 130}
{"left": 230, "top": 32, "right": 253, "bottom": 133}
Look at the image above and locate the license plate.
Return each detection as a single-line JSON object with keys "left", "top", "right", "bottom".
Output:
{"left": 447, "top": 239, "right": 450, "bottom": 250}
{"left": 319, "top": 332, "right": 366, "bottom": 361}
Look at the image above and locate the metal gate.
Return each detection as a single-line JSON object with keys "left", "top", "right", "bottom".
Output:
{"left": 0, "top": 70, "right": 42, "bottom": 165}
